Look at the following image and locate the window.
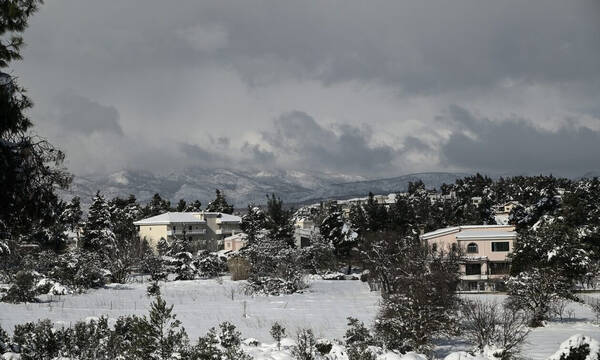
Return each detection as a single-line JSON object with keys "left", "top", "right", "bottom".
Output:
{"left": 300, "top": 237, "right": 311, "bottom": 248}
{"left": 431, "top": 243, "right": 437, "bottom": 252}
{"left": 172, "top": 226, "right": 176, "bottom": 231}
{"left": 489, "top": 262, "right": 510, "bottom": 275}
{"left": 465, "top": 263, "right": 481, "bottom": 275}
{"left": 189, "top": 225, "right": 193, "bottom": 231}
{"left": 492, "top": 242, "right": 510, "bottom": 252}
{"left": 467, "top": 243, "right": 478, "bottom": 254}
{"left": 451, "top": 243, "right": 457, "bottom": 252}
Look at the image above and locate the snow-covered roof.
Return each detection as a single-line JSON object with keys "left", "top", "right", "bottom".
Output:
{"left": 133, "top": 212, "right": 206, "bottom": 225}
{"left": 456, "top": 229, "right": 517, "bottom": 240}
{"left": 224, "top": 232, "right": 247, "bottom": 241}
{"left": 214, "top": 213, "right": 242, "bottom": 224}
{"left": 420, "top": 225, "right": 515, "bottom": 240}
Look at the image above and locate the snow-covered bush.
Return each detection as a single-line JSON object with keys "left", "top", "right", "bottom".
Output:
{"left": 547, "top": 335, "right": 600, "bottom": 360}
{"left": 196, "top": 250, "right": 227, "bottom": 278}
{"left": 292, "top": 329, "right": 317, "bottom": 360}
{"left": 2, "top": 270, "right": 38, "bottom": 303}
{"left": 270, "top": 322, "right": 286, "bottom": 350}
{"left": 173, "top": 251, "right": 197, "bottom": 280}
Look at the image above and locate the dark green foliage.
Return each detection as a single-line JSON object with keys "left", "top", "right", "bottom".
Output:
{"left": 265, "top": 194, "right": 295, "bottom": 247}
{"left": 270, "top": 322, "right": 286, "bottom": 350}
{"left": 12, "top": 319, "right": 62, "bottom": 360}
{"left": 2, "top": 270, "right": 37, "bottom": 303}
{"left": 147, "top": 281, "right": 161, "bottom": 297}
{"left": 0, "top": 0, "right": 71, "bottom": 254}
{"left": 345, "top": 318, "right": 377, "bottom": 360}
{"left": 145, "top": 193, "right": 171, "bottom": 217}
{"left": 240, "top": 205, "right": 267, "bottom": 245}
{"left": 558, "top": 343, "right": 590, "bottom": 360}
{"left": 206, "top": 189, "right": 234, "bottom": 214}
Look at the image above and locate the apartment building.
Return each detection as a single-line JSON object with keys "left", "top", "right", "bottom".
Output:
{"left": 134, "top": 211, "right": 242, "bottom": 253}
{"left": 421, "top": 224, "right": 517, "bottom": 292}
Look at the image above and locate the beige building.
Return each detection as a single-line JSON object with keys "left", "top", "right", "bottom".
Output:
{"left": 421, "top": 225, "right": 517, "bottom": 292}
{"left": 134, "top": 212, "right": 242, "bottom": 253}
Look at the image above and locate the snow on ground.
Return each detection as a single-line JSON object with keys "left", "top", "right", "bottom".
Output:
{"left": 433, "top": 293, "right": 600, "bottom": 360}
{"left": 1, "top": 279, "right": 600, "bottom": 359}
{"left": 0, "top": 278, "right": 380, "bottom": 342}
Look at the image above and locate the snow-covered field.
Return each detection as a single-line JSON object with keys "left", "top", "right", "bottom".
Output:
{"left": 1, "top": 278, "right": 599, "bottom": 359}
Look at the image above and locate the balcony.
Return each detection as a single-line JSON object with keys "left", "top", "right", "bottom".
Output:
{"left": 460, "top": 274, "right": 489, "bottom": 281}
{"left": 167, "top": 229, "right": 206, "bottom": 236}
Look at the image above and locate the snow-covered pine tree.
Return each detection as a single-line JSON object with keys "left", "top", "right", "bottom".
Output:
{"left": 0, "top": 1, "right": 71, "bottom": 254}
{"left": 240, "top": 205, "right": 267, "bottom": 245}
{"left": 82, "top": 192, "right": 117, "bottom": 261}
{"left": 206, "top": 189, "right": 234, "bottom": 214}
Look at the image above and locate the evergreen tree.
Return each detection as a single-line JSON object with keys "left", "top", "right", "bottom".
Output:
{"left": 240, "top": 205, "right": 267, "bottom": 245}
{"left": 176, "top": 199, "right": 187, "bottom": 212}
{"left": 187, "top": 200, "right": 202, "bottom": 212}
{"left": 82, "top": 192, "right": 117, "bottom": 260}
{"left": 265, "top": 193, "right": 295, "bottom": 248}
{"left": 61, "top": 196, "right": 83, "bottom": 232}
{"left": 206, "top": 189, "right": 234, "bottom": 214}
{"left": 0, "top": 0, "right": 71, "bottom": 253}
{"left": 138, "top": 296, "right": 188, "bottom": 360}
{"left": 145, "top": 193, "right": 171, "bottom": 217}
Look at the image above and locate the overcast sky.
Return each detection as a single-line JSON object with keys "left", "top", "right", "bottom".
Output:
{"left": 11, "top": 0, "right": 600, "bottom": 178}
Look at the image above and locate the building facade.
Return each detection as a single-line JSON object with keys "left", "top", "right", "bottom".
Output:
{"left": 421, "top": 225, "right": 517, "bottom": 292}
{"left": 134, "top": 212, "right": 242, "bottom": 253}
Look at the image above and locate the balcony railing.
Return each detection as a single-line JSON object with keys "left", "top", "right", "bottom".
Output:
{"left": 167, "top": 229, "right": 206, "bottom": 236}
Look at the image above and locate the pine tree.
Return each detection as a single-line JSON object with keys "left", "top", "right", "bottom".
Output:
{"left": 145, "top": 193, "right": 171, "bottom": 217}
{"left": 138, "top": 296, "right": 188, "bottom": 360}
{"left": 82, "top": 192, "right": 117, "bottom": 261}
{"left": 187, "top": 200, "right": 202, "bottom": 212}
{"left": 265, "top": 194, "right": 295, "bottom": 248}
{"left": 0, "top": 0, "right": 71, "bottom": 253}
{"left": 240, "top": 205, "right": 267, "bottom": 245}
{"left": 206, "top": 189, "right": 234, "bottom": 214}
{"left": 176, "top": 199, "right": 187, "bottom": 212}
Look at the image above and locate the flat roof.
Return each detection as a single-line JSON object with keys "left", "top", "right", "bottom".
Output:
{"left": 421, "top": 225, "right": 515, "bottom": 240}
{"left": 133, "top": 212, "right": 206, "bottom": 225}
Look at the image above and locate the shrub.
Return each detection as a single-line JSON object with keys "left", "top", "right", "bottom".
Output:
{"left": 146, "top": 281, "right": 161, "bottom": 297}
{"left": 2, "top": 270, "right": 38, "bottom": 303}
{"left": 315, "top": 338, "right": 332, "bottom": 355}
{"left": 228, "top": 256, "right": 251, "bottom": 281}
{"left": 345, "top": 317, "right": 377, "bottom": 360}
{"left": 461, "top": 300, "right": 530, "bottom": 359}
{"left": 270, "top": 322, "right": 286, "bottom": 350}
{"left": 196, "top": 251, "right": 227, "bottom": 278}
{"left": 292, "top": 329, "right": 317, "bottom": 360}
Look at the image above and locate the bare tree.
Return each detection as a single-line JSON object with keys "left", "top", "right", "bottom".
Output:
{"left": 461, "top": 300, "right": 530, "bottom": 359}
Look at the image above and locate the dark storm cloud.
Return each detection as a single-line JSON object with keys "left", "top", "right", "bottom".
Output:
{"left": 56, "top": 94, "right": 123, "bottom": 135}
{"left": 11, "top": 0, "right": 600, "bottom": 176}
{"left": 441, "top": 105, "right": 600, "bottom": 176}
{"left": 262, "top": 111, "right": 396, "bottom": 173}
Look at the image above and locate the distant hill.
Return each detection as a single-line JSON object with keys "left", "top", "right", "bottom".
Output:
{"left": 64, "top": 168, "right": 470, "bottom": 208}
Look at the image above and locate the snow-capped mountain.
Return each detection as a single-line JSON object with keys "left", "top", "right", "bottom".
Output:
{"left": 64, "top": 168, "right": 470, "bottom": 208}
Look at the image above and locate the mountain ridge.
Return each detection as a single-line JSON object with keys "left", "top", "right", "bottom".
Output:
{"left": 64, "top": 168, "right": 471, "bottom": 208}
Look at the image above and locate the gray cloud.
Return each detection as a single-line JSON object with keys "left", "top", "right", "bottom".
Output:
{"left": 56, "top": 94, "right": 123, "bottom": 135}
{"left": 262, "top": 111, "right": 396, "bottom": 174}
{"left": 441, "top": 105, "right": 600, "bottom": 176}
{"left": 7, "top": 1, "right": 600, "bottom": 178}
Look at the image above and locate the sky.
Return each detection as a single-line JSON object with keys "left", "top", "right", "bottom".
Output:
{"left": 10, "top": 0, "right": 600, "bottom": 179}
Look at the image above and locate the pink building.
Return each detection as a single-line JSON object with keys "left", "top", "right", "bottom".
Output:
{"left": 421, "top": 225, "right": 517, "bottom": 292}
